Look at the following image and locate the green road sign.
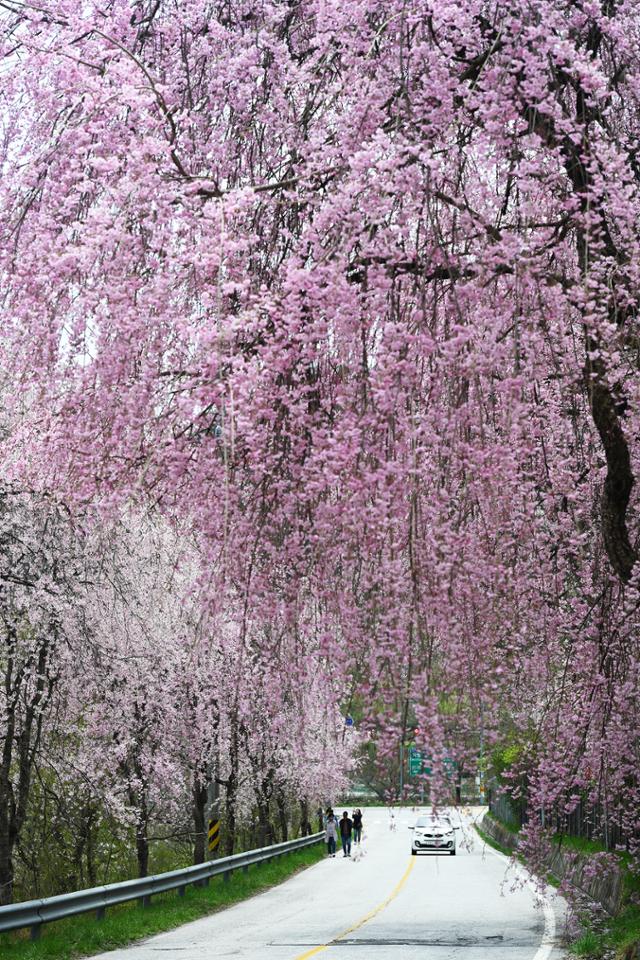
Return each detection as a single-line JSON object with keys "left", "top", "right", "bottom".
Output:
{"left": 408, "top": 748, "right": 459, "bottom": 777}
{"left": 408, "top": 747, "right": 430, "bottom": 776}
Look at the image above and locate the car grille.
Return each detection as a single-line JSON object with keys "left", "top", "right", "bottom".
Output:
{"left": 415, "top": 834, "right": 452, "bottom": 847}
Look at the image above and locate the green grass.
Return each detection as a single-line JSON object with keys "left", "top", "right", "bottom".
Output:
{"left": 0, "top": 842, "right": 325, "bottom": 960}
{"left": 570, "top": 928, "right": 604, "bottom": 957}
{"left": 552, "top": 834, "right": 608, "bottom": 857}
{"left": 569, "top": 886, "right": 640, "bottom": 960}
{"left": 551, "top": 837, "right": 640, "bottom": 957}
{"left": 488, "top": 812, "right": 520, "bottom": 835}
{"left": 569, "top": 903, "right": 640, "bottom": 959}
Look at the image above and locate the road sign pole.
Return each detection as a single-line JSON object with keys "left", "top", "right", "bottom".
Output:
{"left": 207, "top": 765, "right": 221, "bottom": 858}
{"left": 208, "top": 818, "right": 220, "bottom": 855}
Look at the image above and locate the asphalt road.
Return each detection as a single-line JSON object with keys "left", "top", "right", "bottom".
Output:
{"left": 94, "top": 807, "right": 569, "bottom": 960}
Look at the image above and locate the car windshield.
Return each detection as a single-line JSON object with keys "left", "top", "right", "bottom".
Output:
{"left": 415, "top": 817, "right": 439, "bottom": 827}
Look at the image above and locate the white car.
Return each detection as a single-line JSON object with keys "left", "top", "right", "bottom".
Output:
{"left": 410, "top": 815, "right": 458, "bottom": 855}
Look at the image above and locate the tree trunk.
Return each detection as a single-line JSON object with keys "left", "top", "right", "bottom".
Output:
{"left": 0, "top": 710, "right": 16, "bottom": 906}
{"left": 85, "top": 808, "right": 97, "bottom": 887}
{"left": 192, "top": 775, "right": 207, "bottom": 864}
{"left": 299, "top": 798, "right": 312, "bottom": 837}
{"left": 136, "top": 816, "right": 149, "bottom": 878}
{"left": 256, "top": 799, "right": 273, "bottom": 846}
{"left": 0, "top": 630, "right": 54, "bottom": 905}
{"left": 223, "top": 767, "right": 237, "bottom": 856}
{"left": 276, "top": 791, "right": 288, "bottom": 841}
{"left": 0, "top": 822, "right": 15, "bottom": 906}
{"left": 73, "top": 826, "right": 86, "bottom": 889}
{"left": 135, "top": 778, "right": 150, "bottom": 878}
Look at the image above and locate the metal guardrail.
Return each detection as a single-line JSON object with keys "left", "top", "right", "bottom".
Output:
{"left": 0, "top": 831, "right": 323, "bottom": 940}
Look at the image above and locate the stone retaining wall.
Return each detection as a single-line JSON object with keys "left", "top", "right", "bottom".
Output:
{"left": 546, "top": 845, "right": 623, "bottom": 917}
{"left": 479, "top": 812, "right": 518, "bottom": 854}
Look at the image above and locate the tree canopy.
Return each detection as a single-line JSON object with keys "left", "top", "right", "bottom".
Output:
{"left": 1, "top": 0, "right": 640, "bottom": 889}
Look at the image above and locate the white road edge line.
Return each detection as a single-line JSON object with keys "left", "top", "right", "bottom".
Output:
{"left": 478, "top": 830, "right": 557, "bottom": 960}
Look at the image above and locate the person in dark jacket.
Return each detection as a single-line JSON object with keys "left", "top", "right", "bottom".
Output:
{"left": 352, "top": 808, "right": 363, "bottom": 844}
{"left": 340, "top": 811, "right": 353, "bottom": 857}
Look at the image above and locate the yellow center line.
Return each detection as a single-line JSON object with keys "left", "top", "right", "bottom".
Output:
{"left": 293, "top": 857, "right": 416, "bottom": 960}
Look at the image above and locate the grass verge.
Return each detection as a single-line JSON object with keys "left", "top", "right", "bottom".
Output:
{"left": 569, "top": 866, "right": 640, "bottom": 959}
{"left": 473, "top": 821, "right": 513, "bottom": 858}
{"left": 0, "top": 842, "right": 324, "bottom": 960}
{"left": 569, "top": 905, "right": 640, "bottom": 959}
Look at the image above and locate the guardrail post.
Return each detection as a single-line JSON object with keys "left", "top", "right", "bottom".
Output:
{"left": 30, "top": 923, "right": 41, "bottom": 941}
{"left": 96, "top": 906, "right": 106, "bottom": 920}
{"left": 178, "top": 886, "right": 185, "bottom": 897}
{"left": 139, "top": 895, "right": 151, "bottom": 908}
{"left": 223, "top": 870, "right": 231, "bottom": 883}
{"left": 242, "top": 864, "right": 249, "bottom": 874}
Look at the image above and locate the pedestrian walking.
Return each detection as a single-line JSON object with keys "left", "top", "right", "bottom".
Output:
{"left": 352, "top": 808, "right": 363, "bottom": 844}
{"left": 340, "top": 810, "right": 353, "bottom": 857}
{"left": 325, "top": 811, "right": 338, "bottom": 857}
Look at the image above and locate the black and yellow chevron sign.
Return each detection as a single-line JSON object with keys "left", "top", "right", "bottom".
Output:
{"left": 208, "top": 819, "right": 220, "bottom": 853}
